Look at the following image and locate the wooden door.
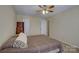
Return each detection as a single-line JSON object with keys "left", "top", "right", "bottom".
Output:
{"left": 16, "top": 22, "right": 24, "bottom": 34}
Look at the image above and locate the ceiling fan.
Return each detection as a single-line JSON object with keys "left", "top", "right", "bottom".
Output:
{"left": 37, "top": 5, "right": 55, "bottom": 15}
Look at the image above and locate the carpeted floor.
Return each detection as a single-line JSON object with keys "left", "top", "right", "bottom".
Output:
{"left": 61, "top": 43, "right": 79, "bottom": 53}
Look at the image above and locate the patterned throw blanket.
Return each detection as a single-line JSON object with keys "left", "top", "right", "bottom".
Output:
{"left": 13, "top": 32, "right": 28, "bottom": 48}
{"left": 13, "top": 40, "right": 25, "bottom": 48}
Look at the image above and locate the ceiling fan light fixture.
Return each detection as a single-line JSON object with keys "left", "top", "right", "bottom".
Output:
{"left": 42, "top": 10, "right": 48, "bottom": 15}
{"left": 42, "top": 10, "right": 46, "bottom": 15}
{"left": 38, "top": 5, "right": 54, "bottom": 15}
{"left": 46, "top": 10, "right": 48, "bottom": 14}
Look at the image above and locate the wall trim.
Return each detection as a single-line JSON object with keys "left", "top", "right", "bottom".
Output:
{"left": 58, "top": 40, "right": 79, "bottom": 48}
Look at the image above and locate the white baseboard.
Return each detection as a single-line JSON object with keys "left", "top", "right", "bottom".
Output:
{"left": 58, "top": 40, "right": 79, "bottom": 48}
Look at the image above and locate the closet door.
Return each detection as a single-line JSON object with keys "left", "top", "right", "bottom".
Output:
{"left": 30, "top": 18, "right": 40, "bottom": 35}
{"left": 40, "top": 19, "right": 48, "bottom": 35}
{"left": 24, "top": 17, "right": 30, "bottom": 36}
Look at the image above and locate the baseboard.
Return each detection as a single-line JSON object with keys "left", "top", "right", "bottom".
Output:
{"left": 58, "top": 40, "right": 79, "bottom": 48}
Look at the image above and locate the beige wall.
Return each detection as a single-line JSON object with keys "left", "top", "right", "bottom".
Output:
{"left": 0, "top": 6, "right": 16, "bottom": 46}
{"left": 16, "top": 15, "right": 41, "bottom": 35}
{"left": 16, "top": 15, "right": 48, "bottom": 35}
{"left": 17, "top": 15, "right": 41, "bottom": 35}
{"left": 8, "top": 13, "right": 41, "bottom": 37}
{"left": 49, "top": 6, "right": 79, "bottom": 47}
{"left": 17, "top": 15, "right": 24, "bottom": 22}
{"left": 29, "top": 16, "right": 41, "bottom": 35}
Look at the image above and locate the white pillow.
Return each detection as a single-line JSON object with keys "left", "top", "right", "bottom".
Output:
{"left": 13, "top": 32, "right": 28, "bottom": 48}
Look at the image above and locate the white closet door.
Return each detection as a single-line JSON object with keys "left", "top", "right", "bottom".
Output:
{"left": 30, "top": 18, "right": 40, "bottom": 35}
{"left": 40, "top": 19, "right": 48, "bottom": 35}
{"left": 24, "top": 17, "right": 30, "bottom": 36}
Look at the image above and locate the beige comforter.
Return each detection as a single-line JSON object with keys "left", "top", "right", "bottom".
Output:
{"left": 0, "top": 35, "right": 63, "bottom": 53}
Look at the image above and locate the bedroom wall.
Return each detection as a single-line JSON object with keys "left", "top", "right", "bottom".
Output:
{"left": 16, "top": 15, "right": 41, "bottom": 35}
{"left": 29, "top": 16, "right": 41, "bottom": 35}
{"left": 0, "top": 6, "right": 16, "bottom": 46}
{"left": 17, "top": 15, "right": 24, "bottom": 22}
{"left": 17, "top": 15, "right": 48, "bottom": 36}
{"left": 49, "top": 6, "right": 79, "bottom": 47}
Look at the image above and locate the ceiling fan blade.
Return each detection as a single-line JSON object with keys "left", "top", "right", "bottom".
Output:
{"left": 49, "top": 10, "right": 54, "bottom": 12}
{"left": 49, "top": 5, "right": 54, "bottom": 9}
{"left": 38, "top": 5, "right": 43, "bottom": 8}
{"left": 43, "top": 5, "right": 46, "bottom": 7}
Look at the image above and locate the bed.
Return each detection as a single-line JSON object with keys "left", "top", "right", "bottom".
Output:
{"left": 0, "top": 35, "right": 63, "bottom": 53}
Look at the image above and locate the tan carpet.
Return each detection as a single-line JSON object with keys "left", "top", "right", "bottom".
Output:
{"left": 61, "top": 43, "right": 79, "bottom": 53}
